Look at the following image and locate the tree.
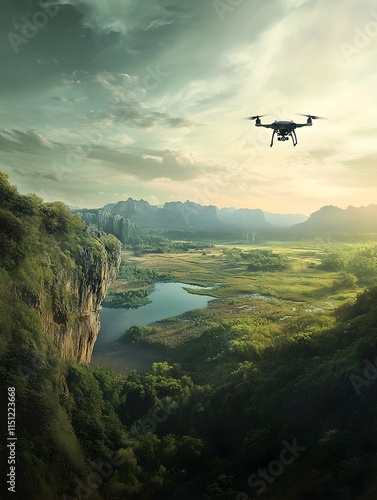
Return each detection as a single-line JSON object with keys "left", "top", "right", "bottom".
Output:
{"left": 41, "top": 202, "right": 85, "bottom": 234}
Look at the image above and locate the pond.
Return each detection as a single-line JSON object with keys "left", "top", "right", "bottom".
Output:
{"left": 91, "top": 282, "right": 215, "bottom": 373}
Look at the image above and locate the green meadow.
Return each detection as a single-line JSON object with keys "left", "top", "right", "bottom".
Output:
{"left": 112, "top": 243, "right": 364, "bottom": 369}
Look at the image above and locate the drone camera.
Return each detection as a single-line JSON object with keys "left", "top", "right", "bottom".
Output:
{"left": 247, "top": 112, "right": 325, "bottom": 147}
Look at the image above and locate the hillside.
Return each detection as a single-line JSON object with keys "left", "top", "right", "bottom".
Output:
{"left": 1, "top": 171, "right": 377, "bottom": 499}
{"left": 103, "top": 198, "right": 293, "bottom": 231}
{"left": 0, "top": 171, "right": 122, "bottom": 498}
{"left": 75, "top": 208, "right": 141, "bottom": 245}
{"left": 84, "top": 199, "right": 377, "bottom": 240}
{"left": 289, "top": 204, "right": 377, "bottom": 236}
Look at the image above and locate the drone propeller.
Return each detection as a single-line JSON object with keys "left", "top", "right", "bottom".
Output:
{"left": 244, "top": 114, "right": 269, "bottom": 120}
{"left": 295, "top": 113, "right": 327, "bottom": 120}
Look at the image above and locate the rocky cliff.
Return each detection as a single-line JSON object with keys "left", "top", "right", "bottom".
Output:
{"left": 17, "top": 226, "right": 121, "bottom": 363}
{"left": 0, "top": 171, "right": 122, "bottom": 365}
{"left": 76, "top": 208, "right": 141, "bottom": 244}
{"left": 43, "top": 232, "right": 120, "bottom": 363}
{"left": 0, "top": 171, "right": 123, "bottom": 498}
{"left": 103, "top": 198, "right": 275, "bottom": 230}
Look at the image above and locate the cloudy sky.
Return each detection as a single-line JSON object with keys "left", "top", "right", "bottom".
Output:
{"left": 0, "top": 0, "right": 376, "bottom": 214}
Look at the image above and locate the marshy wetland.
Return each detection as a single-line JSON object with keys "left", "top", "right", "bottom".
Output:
{"left": 92, "top": 242, "right": 361, "bottom": 376}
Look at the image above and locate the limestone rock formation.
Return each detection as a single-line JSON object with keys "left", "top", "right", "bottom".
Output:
{"left": 76, "top": 209, "right": 140, "bottom": 244}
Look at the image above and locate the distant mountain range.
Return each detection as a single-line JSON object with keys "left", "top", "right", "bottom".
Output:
{"left": 75, "top": 208, "right": 141, "bottom": 244}
{"left": 263, "top": 211, "right": 308, "bottom": 227}
{"left": 287, "top": 204, "right": 377, "bottom": 235}
{"left": 76, "top": 199, "right": 377, "bottom": 239}
{"left": 101, "top": 198, "right": 307, "bottom": 231}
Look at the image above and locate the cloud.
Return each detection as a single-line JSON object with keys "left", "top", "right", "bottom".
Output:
{"left": 308, "top": 154, "right": 377, "bottom": 188}
{"left": 102, "top": 95, "right": 196, "bottom": 129}
{"left": 0, "top": 125, "right": 213, "bottom": 187}
{"left": 12, "top": 167, "right": 61, "bottom": 183}
{"left": 51, "top": 96, "right": 82, "bottom": 103}
{"left": 85, "top": 70, "right": 197, "bottom": 128}
{"left": 0, "top": 130, "right": 55, "bottom": 154}
{"left": 342, "top": 154, "right": 377, "bottom": 171}
{"left": 57, "top": 0, "right": 186, "bottom": 35}
{"left": 87, "top": 145, "right": 208, "bottom": 181}
{"left": 1, "top": 0, "right": 377, "bottom": 212}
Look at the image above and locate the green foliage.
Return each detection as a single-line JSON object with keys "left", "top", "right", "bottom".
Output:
{"left": 222, "top": 247, "right": 242, "bottom": 263}
{"left": 41, "top": 201, "right": 85, "bottom": 234}
{"left": 65, "top": 363, "right": 125, "bottom": 456}
{"left": 333, "top": 272, "right": 358, "bottom": 290}
{"left": 4, "top": 170, "right": 377, "bottom": 499}
{"left": 104, "top": 262, "right": 169, "bottom": 308}
{"left": 320, "top": 251, "right": 348, "bottom": 271}
{"left": 320, "top": 243, "right": 377, "bottom": 284}
{"left": 228, "top": 317, "right": 278, "bottom": 359}
{"left": 241, "top": 249, "right": 288, "bottom": 271}
{"left": 349, "top": 245, "right": 377, "bottom": 283}
{"left": 118, "top": 261, "right": 162, "bottom": 283}
{"left": 0, "top": 170, "right": 122, "bottom": 499}
{"left": 122, "top": 325, "right": 152, "bottom": 342}
{"left": 130, "top": 233, "right": 213, "bottom": 256}
{"left": 104, "top": 289, "right": 152, "bottom": 309}
{"left": 0, "top": 208, "right": 26, "bottom": 268}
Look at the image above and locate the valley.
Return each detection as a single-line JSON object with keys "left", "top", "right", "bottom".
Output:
{"left": 92, "top": 242, "right": 360, "bottom": 378}
{"left": 3, "top": 169, "right": 377, "bottom": 498}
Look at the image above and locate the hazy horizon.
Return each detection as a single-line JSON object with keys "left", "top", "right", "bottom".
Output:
{"left": 75, "top": 196, "right": 311, "bottom": 217}
{"left": 76, "top": 195, "right": 374, "bottom": 218}
{"left": 1, "top": 0, "right": 376, "bottom": 213}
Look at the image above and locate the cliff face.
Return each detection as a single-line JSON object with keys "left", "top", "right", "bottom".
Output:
{"left": 102, "top": 197, "right": 275, "bottom": 230}
{"left": 76, "top": 209, "right": 140, "bottom": 244}
{"left": 0, "top": 171, "right": 123, "bottom": 498}
{"left": 38, "top": 232, "right": 121, "bottom": 363}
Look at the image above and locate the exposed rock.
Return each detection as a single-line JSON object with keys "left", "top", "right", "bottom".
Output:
{"left": 103, "top": 198, "right": 274, "bottom": 230}
{"left": 76, "top": 209, "right": 140, "bottom": 244}
{"left": 37, "top": 232, "right": 121, "bottom": 363}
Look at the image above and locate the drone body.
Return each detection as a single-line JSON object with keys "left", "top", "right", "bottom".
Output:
{"left": 246, "top": 114, "right": 326, "bottom": 147}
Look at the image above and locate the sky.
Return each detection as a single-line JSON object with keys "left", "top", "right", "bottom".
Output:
{"left": 0, "top": 0, "right": 376, "bottom": 215}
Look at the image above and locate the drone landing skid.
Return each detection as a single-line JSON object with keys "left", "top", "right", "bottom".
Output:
{"left": 270, "top": 129, "right": 297, "bottom": 147}
{"left": 247, "top": 113, "right": 326, "bottom": 147}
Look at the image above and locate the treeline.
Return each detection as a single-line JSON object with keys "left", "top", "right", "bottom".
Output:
{"left": 57, "top": 286, "right": 377, "bottom": 499}
{"left": 128, "top": 234, "right": 213, "bottom": 256}
{"left": 2, "top": 171, "right": 377, "bottom": 498}
{"left": 103, "top": 289, "right": 151, "bottom": 309}
{"left": 320, "top": 243, "right": 377, "bottom": 285}
{"left": 0, "top": 171, "right": 121, "bottom": 500}
{"left": 103, "top": 262, "right": 170, "bottom": 309}
{"left": 117, "top": 261, "right": 169, "bottom": 283}
{"left": 222, "top": 247, "right": 288, "bottom": 271}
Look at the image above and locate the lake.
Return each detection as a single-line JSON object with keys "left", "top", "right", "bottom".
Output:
{"left": 91, "top": 282, "right": 214, "bottom": 373}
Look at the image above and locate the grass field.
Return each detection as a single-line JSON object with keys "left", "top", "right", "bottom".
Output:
{"left": 107, "top": 244, "right": 360, "bottom": 351}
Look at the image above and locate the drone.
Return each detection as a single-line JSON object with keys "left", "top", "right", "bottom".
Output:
{"left": 246, "top": 114, "right": 326, "bottom": 147}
